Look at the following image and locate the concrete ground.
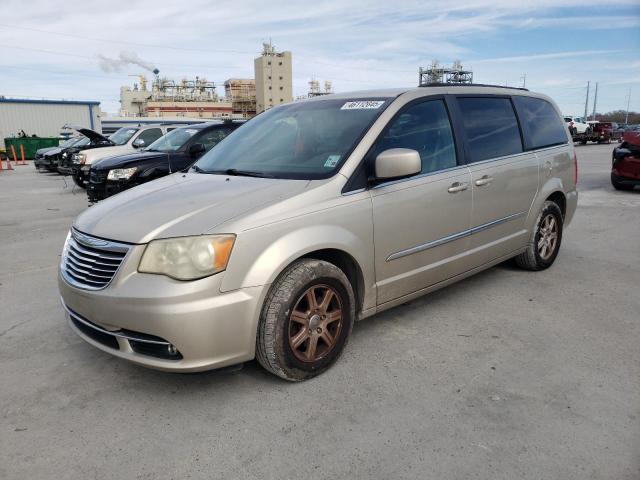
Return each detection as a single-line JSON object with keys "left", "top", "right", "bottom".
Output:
{"left": 1, "top": 144, "right": 638, "bottom": 480}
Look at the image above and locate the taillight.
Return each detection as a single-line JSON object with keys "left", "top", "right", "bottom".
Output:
{"left": 573, "top": 151, "right": 578, "bottom": 186}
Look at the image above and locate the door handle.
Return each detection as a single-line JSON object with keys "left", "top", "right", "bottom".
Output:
{"left": 474, "top": 175, "right": 494, "bottom": 186}
{"left": 447, "top": 182, "right": 469, "bottom": 193}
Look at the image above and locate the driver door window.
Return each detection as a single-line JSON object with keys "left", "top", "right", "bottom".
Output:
{"left": 371, "top": 99, "right": 457, "bottom": 175}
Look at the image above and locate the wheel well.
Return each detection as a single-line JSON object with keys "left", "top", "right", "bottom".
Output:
{"left": 301, "top": 249, "right": 365, "bottom": 315}
{"left": 546, "top": 191, "right": 566, "bottom": 218}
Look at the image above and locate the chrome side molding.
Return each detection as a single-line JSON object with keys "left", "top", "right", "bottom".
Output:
{"left": 386, "top": 211, "right": 526, "bottom": 261}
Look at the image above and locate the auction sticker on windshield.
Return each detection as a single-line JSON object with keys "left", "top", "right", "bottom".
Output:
{"left": 340, "top": 100, "right": 385, "bottom": 110}
{"left": 324, "top": 155, "right": 341, "bottom": 168}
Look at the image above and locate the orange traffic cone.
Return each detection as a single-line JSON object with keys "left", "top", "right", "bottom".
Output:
{"left": 5, "top": 155, "right": 14, "bottom": 170}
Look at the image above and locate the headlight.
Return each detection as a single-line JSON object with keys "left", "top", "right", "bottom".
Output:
{"left": 76, "top": 153, "right": 87, "bottom": 164}
{"left": 60, "top": 230, "right": 71, "bottom": 269}
{"left": 138, "top": 235, "right": 235, "bottom": 280}
{"left": 62, "top": 152, "right": 68, "bottom": 159}
{"left": 107, "top": 167, "right": 137, "bottom": 180}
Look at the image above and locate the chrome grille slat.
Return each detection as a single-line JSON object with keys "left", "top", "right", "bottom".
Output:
{"left": 69, "top": 241, "right": 125, "bottom": 261}
{"left": 67, "top": 250, "right": 119, "bottom": 270}
{"left": 61, "top": 230, "right": 131, "bottom": 290}
{"left": 66, "top": 263, "right": 114, "bottom": 280}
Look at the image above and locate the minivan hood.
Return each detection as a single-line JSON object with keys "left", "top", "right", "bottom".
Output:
{"left": 75, "top": 173, "right": 309, "bottom": 243}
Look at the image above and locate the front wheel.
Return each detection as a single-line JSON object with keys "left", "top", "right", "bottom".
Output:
{"left": 256, "top": 258, "right": 355, "bottom": 381}
{"left": 515, "top": 201, "right": 563, "bottom": 271}
{"left": 72, "top": 174, "right": 85, "bottom": 189}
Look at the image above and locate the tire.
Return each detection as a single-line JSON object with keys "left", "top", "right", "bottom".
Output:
{"left": 256, "top": 258, "right": 355, "bottom": 381}
{"left": 611, "top": 173, "right": 633, "bottom": 191}
{"left": 72, "top": 174, "right": 86, "bottom": 189}
{"left": 515, "top": 201, "right": 563, "bottom": 271}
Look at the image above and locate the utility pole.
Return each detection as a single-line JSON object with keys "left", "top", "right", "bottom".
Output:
{"left": 583, "top": 81, "right": 590, "bottom": 119}
{"left": 591, "top": 82, "right": 598, "bottom": 120}
{"left": 625, "top": 88, "right": 631, "bottom": 124}
{"left": 520, "top": 74, "right": 526, "bottom": 89}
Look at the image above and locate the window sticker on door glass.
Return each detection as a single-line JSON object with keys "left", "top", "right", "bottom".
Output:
{"left": 324, "top": 155, "right": 341, "bottom": 168}
{"left": 340, "top": 100, "right": 385, "bottom": 110}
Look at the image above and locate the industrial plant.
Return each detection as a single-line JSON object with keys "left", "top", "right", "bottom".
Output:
{"left": 118, "top": 42, "right": 293, "bottom": 120}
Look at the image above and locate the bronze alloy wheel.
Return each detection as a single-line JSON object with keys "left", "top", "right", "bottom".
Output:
{"left": 288, "top": 284, "right": 343, "bottom": 363}
{"left": 538, "top": 213, "right": 559, "bottom": 260}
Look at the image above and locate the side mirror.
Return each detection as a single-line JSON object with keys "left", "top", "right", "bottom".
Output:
{"left": 189, "top": 143, "right": 206, "bottom": 157}
{"left": 132, "top": 138, "right": 145, "bottom": 148}
{"left": 375, "top": 148, "right": 421, "bottom": 180}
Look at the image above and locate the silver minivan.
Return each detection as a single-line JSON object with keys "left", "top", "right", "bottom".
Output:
{"left": 59, "top": 86, "right": 578, "bottom": 381}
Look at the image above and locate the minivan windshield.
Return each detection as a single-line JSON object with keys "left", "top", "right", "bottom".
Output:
{"left": 193, "top": 98, "right": 392, "bottom": 179}
{"left": 145, "top": 128, "right": 199, "bottom": 152}
{"left": 108, "top": 127, "right": 139, "bottom": 145}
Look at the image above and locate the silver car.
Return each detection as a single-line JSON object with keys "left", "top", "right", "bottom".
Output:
{"left": 59, "top": 86, "right": 578, "bottom": 381}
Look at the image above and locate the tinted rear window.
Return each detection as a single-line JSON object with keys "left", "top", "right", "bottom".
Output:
{"left": 457, "top": 97, "right": 523, "bottom": 162}
{"left": 513, "top": 96, "right": 568, "bottom": 150}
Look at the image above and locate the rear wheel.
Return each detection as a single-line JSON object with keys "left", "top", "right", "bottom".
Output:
{"left": 256, "top": 258, "right": 355, "bottom": 381}
{"left": 515, "top": 201, "right": 563, "bottom": 271}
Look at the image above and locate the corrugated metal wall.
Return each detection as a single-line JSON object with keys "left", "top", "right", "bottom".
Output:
{"left": 0, "top": 101, "right": 102, "bottom": 148}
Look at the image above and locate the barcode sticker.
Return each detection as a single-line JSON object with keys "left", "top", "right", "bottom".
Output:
{"left": 341, "top": 100, "right": 385, "bottom": 110}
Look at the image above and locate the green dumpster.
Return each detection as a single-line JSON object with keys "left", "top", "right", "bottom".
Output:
{"left": 4, "top": 137, "right": 60, "bottom": 160}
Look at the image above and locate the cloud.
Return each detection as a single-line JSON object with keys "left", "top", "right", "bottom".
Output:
{"left": 0, "top": 0, "right": 638, "bottom": 114}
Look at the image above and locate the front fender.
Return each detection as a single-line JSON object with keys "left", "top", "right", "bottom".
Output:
{"left": 220, "top": 198, "right": 375, "bottom": 311}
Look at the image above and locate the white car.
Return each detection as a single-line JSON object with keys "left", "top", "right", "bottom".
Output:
{"left": 564, "top": 116, "right": 591, "bottom": 136}
{"left": 74, "top": 124, "right": 181, "bottom": 184}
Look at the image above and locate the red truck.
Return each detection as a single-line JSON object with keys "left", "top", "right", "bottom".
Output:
{"left": 611, "top": 130, "right": 640, "bottom": 190}
{"left": 591, "top": 122, "right": 617, "bottom": 143}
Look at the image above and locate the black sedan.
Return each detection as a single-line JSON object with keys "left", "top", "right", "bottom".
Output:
{"left": 87, "top": 121, "right": 243, "bottom": 202}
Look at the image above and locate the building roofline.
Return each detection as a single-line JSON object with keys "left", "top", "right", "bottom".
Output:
{"left": 0, "top": 98, "right": 101, "bottom": 106}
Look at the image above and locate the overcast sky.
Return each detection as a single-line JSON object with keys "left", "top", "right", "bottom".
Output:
{"left": 1, "top": 0, "right": 639, "bottom": 116}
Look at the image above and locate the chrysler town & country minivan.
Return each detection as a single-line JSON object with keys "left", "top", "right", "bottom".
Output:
{"left": 59, "top": 85, "right": 578, "bottom": 381}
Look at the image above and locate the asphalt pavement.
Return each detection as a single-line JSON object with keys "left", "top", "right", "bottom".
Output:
{"left": 1, "top": 143, "right": 638, "bottom": 480}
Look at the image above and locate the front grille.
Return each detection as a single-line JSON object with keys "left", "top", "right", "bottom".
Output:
{"left": 61, "top": 230, "right": 130, "bottom": 290}
{"left": 90, "top": 169, "right": 107, "bottom": 184}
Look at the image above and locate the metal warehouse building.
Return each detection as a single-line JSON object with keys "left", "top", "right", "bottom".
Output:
{"left": 0, "top": 98, "right": 101, "bottom": 148}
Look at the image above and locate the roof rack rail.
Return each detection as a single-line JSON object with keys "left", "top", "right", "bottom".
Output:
{"left": 419, "top": 83, "right": 529, "bottom": 91}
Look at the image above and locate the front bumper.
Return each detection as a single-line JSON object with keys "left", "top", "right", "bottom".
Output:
{"left": 611, "top": 172, "right": 640, "bottom": 187}
{"left": 59, "top": 247, "right": 267, "bottom": 372}
{"left": 87, "top": 171, "right": 132, "bottom": 202}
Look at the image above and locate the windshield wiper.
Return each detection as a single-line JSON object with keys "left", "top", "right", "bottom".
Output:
{"left": 219, "top": 168, "right": 273, "bottom": 178}
{"left": 191, "top": 165, "right": 207, "bottom": 173}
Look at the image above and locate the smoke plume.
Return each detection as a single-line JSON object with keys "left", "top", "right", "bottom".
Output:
{"left": 97, "top": 51, "right": 157, "bottom": 73}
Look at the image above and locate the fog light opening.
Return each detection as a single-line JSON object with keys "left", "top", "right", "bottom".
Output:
{"left": 167, "top": 344, "right": 178, "bottom": 356}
